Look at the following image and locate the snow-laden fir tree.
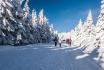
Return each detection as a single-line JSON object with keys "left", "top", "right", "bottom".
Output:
{"left": 38, "top": 9, "right": 45, "bottom": 25}
{"left": 35, "top": 9, "right": 54, "bottom": 43}
{"left": 73, "top": 19, "right": 83, "bottom": 46}
{"left": 23, "top": 0, "right": 30, "bottom": 19}
{"left": 49, "top": 24, "right": 55, "bottom": 40}
{"left": 32, "top": 9, "right": 44, "bottom": 43}
{"left": 96, "top": 0, "right": 104, "bottom": 66}
{"left": 32, "top": 9, "right": 38, "bottom": 27}
{"left": 23, "top": 0, "right": 35, "bottom": 44}
{"left": 0, "top": 0, "right": 55, "bottom": 45}
{"left": 12, "top": 0, "right": 28, "bottom": 45}
{"left": 72, "top": 10, "right": 95, "bottom": 53}
{"left": 80, "top": 10, "right": 96, "bottom": 53}
{"left": 0, "top": 0, "right": 33, "bottom": 45}
{"left": 0, "top": 0, "right": 16, "bottom": 45}
{"left": 77, "top": 19, "right": 83, "bottom": 31}
{"left": 31, "top": 9, "right": 40, "bottom": 43}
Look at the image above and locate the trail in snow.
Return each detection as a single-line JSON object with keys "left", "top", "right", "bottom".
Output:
{"left": 0, "top": 44, "right": 103, "bottom": 70}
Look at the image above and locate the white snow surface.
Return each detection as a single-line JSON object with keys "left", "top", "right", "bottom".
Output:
{"left": 0, "top": 43, "right": 102, "bottom": 70}
{"left": 75, "top": 54, "right": 89, "bottom": 60}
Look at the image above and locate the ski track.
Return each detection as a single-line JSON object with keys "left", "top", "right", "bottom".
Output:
{"left": 0, "top": 44, "right": 103, "bottom": 70}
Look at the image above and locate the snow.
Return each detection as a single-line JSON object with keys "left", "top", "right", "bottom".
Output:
{"left": 3, "top": 18, "right": 8, "bottom": 26}
{"left": 101, "top": 0, "right": 104, "bottom": 4}
{"left": 6, "top": 9, "right": 13, "bottom": 17}
{"left": 75, "top": 54, "right": 89, "bottom": 60}
{"left": 0, "top": 0, "right": 55, "bottom": 45}
{"left": 32, "top": 9, "right": 38, "bottom": 27}
{"left": 2, "top": 1, "right": 6, "bottom": 7}
{"left": 23, "top": 0, "right": 30, "bottom": 18}
{"left": 5, "top": 1, "right": 13, "bottom": 8}
{"left": 17, "top": 34, "right": 22, "bottom": 40}
{"left": 77, "top": 19, "right": 83, "bottom": 30}
{"left": 60, "top": 2, "right": 104, "bottom": 69}
{"left": 38, "top": 9, "right": 48, "bottom": 25}
{"left": 0, "top": 44, "right": 102, "bottom": 70}
{"left": 0, "top": 0, "right": 103, "bottom": 69}
{"left": 86, "top": 10, "right": 93, "bottom": 24}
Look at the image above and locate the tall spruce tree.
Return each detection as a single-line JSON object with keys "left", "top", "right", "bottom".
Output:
{"left": 0, "top": 0, "right": 16, "bottom": 45}
{"left": 80, "top": 10, "right": 95, "bottom": 52}
{"left": 96, "top": 0, "right": 104, "bottom": 64}
{"left": 0, "top": 0, "right": 55, "bottom": 45}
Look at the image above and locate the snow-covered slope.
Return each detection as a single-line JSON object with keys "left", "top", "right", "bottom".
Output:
{"left": 0, "top": 44, "right": 102, "bottom": 70}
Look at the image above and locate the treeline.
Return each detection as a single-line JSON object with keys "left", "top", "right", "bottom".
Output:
{"left": 0, "top": 0, "right": 56, "bottom": 45}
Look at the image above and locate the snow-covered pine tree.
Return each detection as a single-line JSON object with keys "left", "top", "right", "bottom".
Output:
{"left": 96, "top": 0, "right": 104, "bottom": 65}
{"left": 74, "top": 19, "right": 83, "bottom": 46}
{"left": 23, "top": 0, "right": 30, "bottom": 19}
{"left": 42, "top": 17, "right": 53, "bottom": 43}
{"left": 0, "top": 0, "right": 55, "bottom": 45}
{"left": 34, "top": 9, "right": 55, "bottom": 43}
{"left": 31, "top": 9, "right": 41, "bottom": 43}
{"left": 11, "top": 0, "right": 27, "bottom": 45}
{"left": 32, "top": 9, "right": 38, "bottom": 27}
{"left": 0, "top": 0, "right": 16, "bottom": 45}
{"left": 33, "top": 9, "right": 44, "bottom": 43}
{"left": 77, "top": 19, "right": 83, "bottom": 32}
{"left": 80, "top": 10, "right": 96, "bottom": 53}
{"left": 96, "top": 0, "right": 104, "bottom": 45}
{"left": 49, "top": 24, "right": 56, "bottom": 41}
{"left": 38, "top": 9, "right": 45, "bottom": 25}
{"left": 0, "top": 0, "right": 4, "bottom": 44}
{"left": 23, "top": 0, "right": 35, "bottom": 44}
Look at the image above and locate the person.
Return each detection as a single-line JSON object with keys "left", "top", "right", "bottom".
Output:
{"left": 66, "top": 39, "right": 69, "bottom": 46}
{"left": 59, "top": 38, "right": 62, "bottom": 47}
{"left": 53, "top": 36, "right": 58, "bottom": 46}
{"left": 66, "top": 37, "right": 72, "bottom": 47}
{"left": 69, "top": 38, "right": 72, "bottom": 46}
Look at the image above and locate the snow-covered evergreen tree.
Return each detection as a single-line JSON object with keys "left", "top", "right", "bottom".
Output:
{"left": 38, "top": 9, "right": 48, "bottom": 25}
{"left": 95, "top": 0, "right": 104, "bottom": 66}
{"left": 12, "top": 0, "right": 28, "bottom": 45}
{"left": 23, "top": 0, "right": 35, "bottom": 44}
{"left": 0, "top": 0, "right": 56, "bottom": 45}
{"left": 80, "top": 10, "right": 96, "bottom": 53}
{"left": 13, "top": 0, "right": 23, "bottom": 18}
{"left": 23, "top": 0, "right": 30, "bottom": 19}
{"left": 32, "top": 9, "right": 38, "bottom": 27}
{"left": 33, "top": 9, "right": 55, "bottom": 43}
{"left": 0, "top": 0, "right": 16, "bottom": 45}
{"left": 73, "top": 19, "right": 83, "bottom": 46}
{"left": 72, "top": 10, "right": 96, "bottom": 53}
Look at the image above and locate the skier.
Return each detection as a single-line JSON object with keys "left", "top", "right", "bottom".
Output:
{"left": 53, "top": 36, "right": 58, "bottom": 46}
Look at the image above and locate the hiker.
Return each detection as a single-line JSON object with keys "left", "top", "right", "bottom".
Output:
{"left": 59, "top": 38, "right": 62, "bottom": 47}
{"left": 66, "top": 38, "right": 72, "bottom": 46}
{"left": 53, "top": 36, "right": 58, "bottom": 46}
{"left": 69, "top": 38, "right": 72, "bottom": 46}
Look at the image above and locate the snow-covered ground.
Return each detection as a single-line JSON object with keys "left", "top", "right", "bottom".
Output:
{"left": 0, "top": 44, "right": 103, "bottom": 70}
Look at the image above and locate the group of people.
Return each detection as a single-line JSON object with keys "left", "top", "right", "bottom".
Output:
{"left": 53, "top": 36, "right": 72, "bottom": 47}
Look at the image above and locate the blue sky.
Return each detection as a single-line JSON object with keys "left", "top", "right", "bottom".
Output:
{"left": 29, "top": 0, "right": 100, "bottom": 32}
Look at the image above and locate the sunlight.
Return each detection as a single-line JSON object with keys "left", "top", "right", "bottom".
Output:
{"left": 51, "top": 47, "right": 70, "bottom": 51}
{"left": 75, "top": 54, "right": 89, "bottom": 60}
